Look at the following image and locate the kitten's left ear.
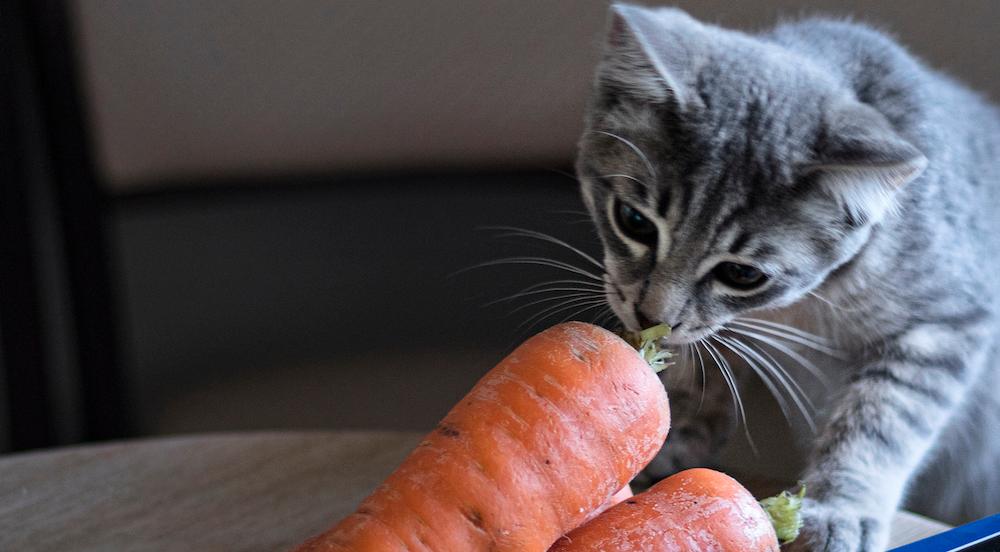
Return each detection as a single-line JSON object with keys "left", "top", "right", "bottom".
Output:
{"left": 600, "top": 4, "right": 709, "bottom": 108}
{"left": 812, "top": 99, "right": 928, "bottom": 224}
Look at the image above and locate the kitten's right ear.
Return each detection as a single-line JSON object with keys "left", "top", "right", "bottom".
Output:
{"left": 811, "top": 99, "right": 928, "bottom": 224}
{"left": 599, "top": 4, "right": 707, "bottom": 108}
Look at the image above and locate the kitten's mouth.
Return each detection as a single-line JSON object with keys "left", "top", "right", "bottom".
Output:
{"left": 620, "top": 322, "right": 721, "bottom": 346}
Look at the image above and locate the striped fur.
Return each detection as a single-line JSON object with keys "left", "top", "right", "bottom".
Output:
{"left": 577, "top": 5, "right": 1000, "bottom": 550}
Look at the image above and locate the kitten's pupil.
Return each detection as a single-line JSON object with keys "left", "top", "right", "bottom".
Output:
{"left": 714, "top": 262, "right": 767, "bottom": 290}
{"left": 615, "top": 200, "right": 657, "bottom": 245}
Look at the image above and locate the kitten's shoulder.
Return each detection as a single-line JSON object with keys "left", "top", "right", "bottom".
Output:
{"left": 766, "top": 15, "right": 918, "bottom": 71}
{"left": 766, "top": 16, "right": 930, "bottom": 119}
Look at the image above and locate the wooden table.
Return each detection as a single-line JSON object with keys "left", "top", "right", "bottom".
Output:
{"left": 0, "top": 431, "right": 949, "bottom": 551}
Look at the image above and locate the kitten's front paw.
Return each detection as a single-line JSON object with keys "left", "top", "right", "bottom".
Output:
{"left": 785, "top": 498, "right": 889, "bottom": 552}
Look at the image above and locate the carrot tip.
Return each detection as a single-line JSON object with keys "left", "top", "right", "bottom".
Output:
{"left": 759, "top": 483, "right": 806, "bottom": 544}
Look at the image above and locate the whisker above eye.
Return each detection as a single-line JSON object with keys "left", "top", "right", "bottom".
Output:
{"left": 591, "top": 130, "right": 657, "bottom": 180}
{"left": 597, "top": 173, "right": 649, "bottom": 189}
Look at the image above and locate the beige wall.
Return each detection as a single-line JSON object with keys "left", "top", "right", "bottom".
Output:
{"left": 71, "top": 1, "right": 999, "bottom": 191}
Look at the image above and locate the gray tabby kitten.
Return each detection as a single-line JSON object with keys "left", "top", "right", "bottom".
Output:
{"left": 577, "top": 4, "right": 1000, "bottom": 551}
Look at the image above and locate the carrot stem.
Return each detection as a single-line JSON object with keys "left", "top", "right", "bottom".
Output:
{"left": 758, "top": 483, "right": 806, "bottom": 544}
{"left": 620, "top": 324, "right": 673, "bottom": 373}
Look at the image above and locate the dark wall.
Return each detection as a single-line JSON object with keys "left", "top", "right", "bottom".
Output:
{"left": 112, "top": 173, "right": 604, "bottom": 435}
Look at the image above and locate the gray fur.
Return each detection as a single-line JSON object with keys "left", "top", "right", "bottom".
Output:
{"left": 577, "top": 4, "right": 1000, "bottom": 550}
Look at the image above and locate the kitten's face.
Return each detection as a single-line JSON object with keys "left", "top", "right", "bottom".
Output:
{"left": 578, "top": 128, "right": 867, "bottom": 344}
{"left": 579, "top": 5, "right": 926, "bottom": 344}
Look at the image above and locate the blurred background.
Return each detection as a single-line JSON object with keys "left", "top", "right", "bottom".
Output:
{"left": 2, "top": 0, "right": 997, "bottom": 461}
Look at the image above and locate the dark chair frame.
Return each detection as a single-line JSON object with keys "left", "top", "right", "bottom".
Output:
{"left": 2, "top": 0, "right": 128, "bottom": 451}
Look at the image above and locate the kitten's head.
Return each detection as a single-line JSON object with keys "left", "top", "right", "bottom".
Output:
{"left": 578, "top": 5, "right": 927, "bottom": 343}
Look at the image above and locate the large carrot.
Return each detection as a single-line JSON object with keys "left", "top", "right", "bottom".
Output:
{"left": 548, "top": 468, "right": 804, "bottom": 552}
{"left": 293, "top": 322, "right": 671, "bottom": 551}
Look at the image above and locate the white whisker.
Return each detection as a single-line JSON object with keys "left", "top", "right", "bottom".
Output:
{"left": 508, "top": 292, "right": 606, "bottom": 315}
{"left": 592, "top": 130, "right": 657, "bottom": 179}
{"left": 597, "top": 173, "right": 649, "bottom": 189}
{"left": 712, "top": 334, "right": 796, "bottom": 428}
{"left": 717, "top": 334, "right": 817, "bottom": 433}
{"left": 738, "top": 335, "right": 817, "bottom": 412}
{"left": 594, "top": 307, "right": 617, "bottom": 328}
{"left": 556, "top": 301, "right": 613, "bottom": 326}
{"left": 684, "top": 343, "right": 695, "bottom": 389}
{"left": 731, "top": 319, "right": 844, "bottom": 358}
{"left": 518, "top": 279, "right": 606, "bottom": 293}
{"left": 744, "top": 338, "right": 819, "bottom": 433}
{"left": 693, "top": 340, "right": 708, "bottom": 412}
{"left": 484, "top": 226, "right": 605, "bottom": 271}
{"left": 702, "top": 338, "right": 758, "bottom": 456}
{"left": 516, "top": 296, "right": 608, "bottom": 332}
{"left": 733, "top": 317, "right": 834, "bottom": 346}
{"left": 735, "top": 317, "right": 832, "bottom": 343}
{"left": 808, "top": 290, "right": 864, "bottom": 314}
{"left": 726, "top": 326, "right": 831, "bottom": 388}
{"left": 484, "top": 284, "right": 605, "bottom": 307}
{"left": 455, "top": 256, "right": 604, "bottom": 282}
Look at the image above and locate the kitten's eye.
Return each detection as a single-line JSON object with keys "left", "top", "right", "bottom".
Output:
{"left": 713, "top": 262, "right": 767, "bottom": 290}
{"left": 614, "top": 200, "right": 657, "bottom": 245}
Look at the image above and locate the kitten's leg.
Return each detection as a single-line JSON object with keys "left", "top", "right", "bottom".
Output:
{"left": 906, "top": 344, "right": 1000, "bottom": 524}
{"left": 634, "top": 352, "right": 735, "bottom": 487}
{"left": 787, "top": 317, "right": 991, "bottom": 552}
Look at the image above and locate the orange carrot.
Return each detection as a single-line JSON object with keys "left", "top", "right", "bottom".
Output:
{"left": 583, "top": 484, "right": 634, "bottom": 524}
{"left": 293, "top": 322, "right": 671, "bottom": 552}
{"left": 548, "top": 468, "right": 782, "bottom": 552}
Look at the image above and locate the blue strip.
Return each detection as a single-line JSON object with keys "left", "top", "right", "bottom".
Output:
{"left": 890, "top": 513, "right": 1000, "bottom": 552}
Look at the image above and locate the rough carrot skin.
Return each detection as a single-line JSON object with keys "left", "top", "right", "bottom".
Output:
{"left": 292, "top": 322, "right": 671, "bottom": 552}
{"left": 549, "top": 468, "right": 780, "bottom": 552}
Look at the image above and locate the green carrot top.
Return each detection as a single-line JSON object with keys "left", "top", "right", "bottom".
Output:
{"left": 620, "top": 324, "right": 673, "bottom": 373}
